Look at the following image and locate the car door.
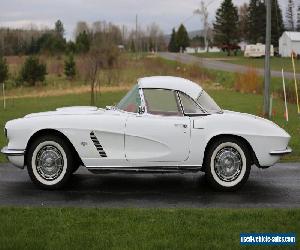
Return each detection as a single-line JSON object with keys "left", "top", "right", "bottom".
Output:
{"left": 125, "top": 88, "right": 191, "bottom": 163}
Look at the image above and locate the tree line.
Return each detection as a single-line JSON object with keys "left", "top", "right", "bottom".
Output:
{"left": 0, "top": 20, "right": 166, "bottom": 56}
{"left": 169, "top": 0, "right": 297, "bottom": 55}
{"left": 213, "top": 0, "right": 293, "bottom": 55}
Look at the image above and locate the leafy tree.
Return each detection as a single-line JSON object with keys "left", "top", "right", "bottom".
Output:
{"left": 130, "top": 39, "right": 136, "bottom": 52}
{"left": 37, "top": 32, "right": 66, "bottom": 54}
{"left": 0, "top": 56, "right": 8, "bottom": 83}
{"left": 55, "top": 20, "right": 65, "bottom": 38}
{"left": 168, "top": 28, "right": 178, "bottom": 52}
{"left": 76, "top": 31, "right": 90, "bottom": 53}
{"left": 238, "top": 3, "right": 249, "bottom": 41}
{"left": 286, "top": 0, "right": 295, "bottom": 31}
{"left": 213, "top": 0, "right": 239, "bottom": 55}
{"left": 64, "top": 54, "right": 76, "bottom": 79}
{"left": 20, "top": 56, "right": 46, "bottom": 86}
{"left": 176, "top": 24, "right": 190, "bottom": 51}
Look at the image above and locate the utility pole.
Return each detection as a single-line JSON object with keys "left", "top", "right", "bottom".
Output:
{"left": 263, "top": 0, "right": 271, "bottom": 118}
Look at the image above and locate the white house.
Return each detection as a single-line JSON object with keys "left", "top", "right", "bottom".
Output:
{"left": 279, "top": 31, "right": 300, "bottom": 57}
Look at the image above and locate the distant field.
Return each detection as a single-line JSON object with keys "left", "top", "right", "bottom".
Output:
{"left": 194, "top": 52, "right": 300, "bottom": 73}
{"left": 0, "top": 207, "right": 299, "bottom": 250}
{"left": 1, "top": 88, "right": 299, "bottom": 163}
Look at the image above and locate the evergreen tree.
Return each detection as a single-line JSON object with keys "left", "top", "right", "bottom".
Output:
{"left": 247, "top": 0, "right": 284, "bottom": 47}
{"left": 297, "top": 6, "right": 300, "bottom": 31}
{"left": 286, "top": 0, "right": 295, "bottom": 31}
{"left": 248, "top": 0, "right": 265, "bottom": 44}
{"left": 55, "top": 20, "right": 65, "bottom": 39}
{"left": 0, "top": 56, "right": 8, "bottom": 83}
{"left": 64, "top": 53, "right": 76, "bottom": 79}
{"left": 176, "top": 24, "right": 190, "bottom": 51}
{"left": 213, "top": 0, "right": 239, "bottom": 55}
{"left": 168, "top": 28, "right": 178, "bottom": 52}
{"left": 271, "top": 0, "right": 285, "bottom": 47}
{"left": 76, "top": 31, "right": 90, "bottom": 53}
{"left": 20, "top": 56, "right": 47, "bottom": 86}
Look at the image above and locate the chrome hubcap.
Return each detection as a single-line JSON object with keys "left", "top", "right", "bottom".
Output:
{"left": 214, "top": 146, "right": 242, "bottom": 182}
{"left": 35, "top": 145, "right": 64, "bottom": 181}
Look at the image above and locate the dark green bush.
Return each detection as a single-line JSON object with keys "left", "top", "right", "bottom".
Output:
{"left": 20, "top": 56, "right": 47, "bottom": 86}
{"left": 0, "top": 56, "right": 8, "bottom": 83}
{"left": 64, "top": 54, "right": 76, "bottom": 79}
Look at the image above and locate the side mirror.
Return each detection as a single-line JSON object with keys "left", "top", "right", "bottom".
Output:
{"left": 138, "top": 106, "right": 145, "bottom": 114}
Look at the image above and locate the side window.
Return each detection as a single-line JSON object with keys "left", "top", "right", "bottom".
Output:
{"left": 179, "top": 92, "right": 204, "bottom": 114}
{"left": 117, "top": 84, "right": 141, "bottom": 113}
{"left": 143, "top": 89, "right": 182, "bottom": 116}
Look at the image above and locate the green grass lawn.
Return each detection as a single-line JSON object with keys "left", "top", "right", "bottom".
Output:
{"left": 0, "top": 208, "right": 298, "bottom": 250}
{"left": 194, "top": 51, "right": 300, "bottom": 73}
{"left": 1, "top": 88, "right": 299, "bottom": 163}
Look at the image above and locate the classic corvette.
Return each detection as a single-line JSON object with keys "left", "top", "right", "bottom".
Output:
{"left": 1, "top": 76, "right": 292, "bottom": 191}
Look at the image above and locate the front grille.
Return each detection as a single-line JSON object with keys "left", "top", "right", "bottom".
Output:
{"left": 90, "top": 131, "right": 107, "bottom": 157}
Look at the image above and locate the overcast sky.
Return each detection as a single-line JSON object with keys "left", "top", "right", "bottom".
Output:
{"left": 0, "top": 0, "right": 286, "bottom": 39}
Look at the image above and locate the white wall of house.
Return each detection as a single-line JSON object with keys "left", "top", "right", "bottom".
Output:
{"left": 279, "top": 32, "right": 300, "bottom": 57}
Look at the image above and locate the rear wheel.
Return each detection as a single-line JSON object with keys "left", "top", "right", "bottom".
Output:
{"left": 204, "top": 137, "right": 251, "bottom": 191}
{"left": 27, "top": 135, "right": 74, "bottom": 190}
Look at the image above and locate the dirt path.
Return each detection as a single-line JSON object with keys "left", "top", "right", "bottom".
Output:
{"left": 159, "top": 52, "right": 300, "bottom": 80}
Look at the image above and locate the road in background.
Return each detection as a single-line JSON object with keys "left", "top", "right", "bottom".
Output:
{"left": 159, "top": 52, "right": 300, "bottom": 80}
{"left": 0, "top": 163, "right": 299, "bottom": 208}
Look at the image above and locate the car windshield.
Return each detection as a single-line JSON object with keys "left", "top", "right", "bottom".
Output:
{"left": 196, "top": 90, "right": 222, "bottom": 113}
{"left": 116, "top": 84, "right": 141, "bottom": 113}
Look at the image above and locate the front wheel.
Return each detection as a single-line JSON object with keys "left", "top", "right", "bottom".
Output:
{"left": 26, "top": 135, "right": 74, "bottom": 190}
{"left": 204, "top": 138, "right": 251, "bottom": 191}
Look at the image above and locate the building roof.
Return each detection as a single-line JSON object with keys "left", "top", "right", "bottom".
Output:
{"left": 138, "top": 76, "right": 203, "bottom": 100}
{"left": 283, "top": 31, "right": 300, "bottom": 41}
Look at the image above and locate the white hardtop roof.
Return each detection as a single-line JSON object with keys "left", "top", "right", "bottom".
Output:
{"left": 138, "top": 76, "right": 203, "bottom": 99}
{"left": 283, "top": 31, "right": 300, "bottom": 41}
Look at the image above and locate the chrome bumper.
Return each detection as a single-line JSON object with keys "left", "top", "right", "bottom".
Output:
{"left": 1, "top": 147, "right": 25, "bottom": 169}
{"left": 270, "top": 147, "right": 292, "bottom": 156}
{"left": 1, "top": 147, "right": 25, "bottom": 156}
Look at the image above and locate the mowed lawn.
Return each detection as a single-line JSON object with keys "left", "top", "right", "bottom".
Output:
{"left": 0, "top": 208, "right": 299, "bottom": 250}
{"left": 194, "top": 52, "right": 300, "bottom": 73}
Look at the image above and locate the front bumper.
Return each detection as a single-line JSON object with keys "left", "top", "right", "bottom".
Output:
{"left": 1, "top": 147, "right": 25, "bottom": 156}
{"left": 1, "top": 146, "right": 25, "bottom": 169}
{"left": 270, "top": 147, "right": 292, "bottom": 156}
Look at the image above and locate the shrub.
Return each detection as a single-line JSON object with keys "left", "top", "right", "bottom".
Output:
{"left": 20, "top": 56, "right": 47, "bottom": 86}
{"left": 64, "top": 54, "right": 76, "bottom": 79}
{"left": 234, "top": 67, "right": 262, "bottom": 94}
{"left": 0, "top": 56, "right": 9, "bottom": 83}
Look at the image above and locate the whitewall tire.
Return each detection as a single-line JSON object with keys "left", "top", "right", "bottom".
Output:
{"left": 205, "top": 137, "right": 251, "bottom": 191}
{"left": 27, "top": 135, "right": 74, "bottom": 189}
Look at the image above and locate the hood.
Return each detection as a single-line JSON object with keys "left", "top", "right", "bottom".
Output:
{"left": 24, "top": 106, "right": 104, "bottom": 118}
{"left": 222, "top": 110, "right": 290, "bottom": 137}
{"left": 194, "top": 109, "right": 290, "bottom": 138}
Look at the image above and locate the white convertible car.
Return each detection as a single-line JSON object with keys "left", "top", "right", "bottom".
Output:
{"left": 1, "top": 76, "right": 292, "bottom": 191}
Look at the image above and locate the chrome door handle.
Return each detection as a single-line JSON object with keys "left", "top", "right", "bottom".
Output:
{"left": 175, "top": 123, "right": 188, "bottom": 128}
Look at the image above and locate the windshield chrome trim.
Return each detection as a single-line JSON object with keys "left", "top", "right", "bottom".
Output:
{"left": 196, "top": 90, "right": 223, "bottom": 114}
{"left": 177, "top": 90, "right": 209, "bottom": 116}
